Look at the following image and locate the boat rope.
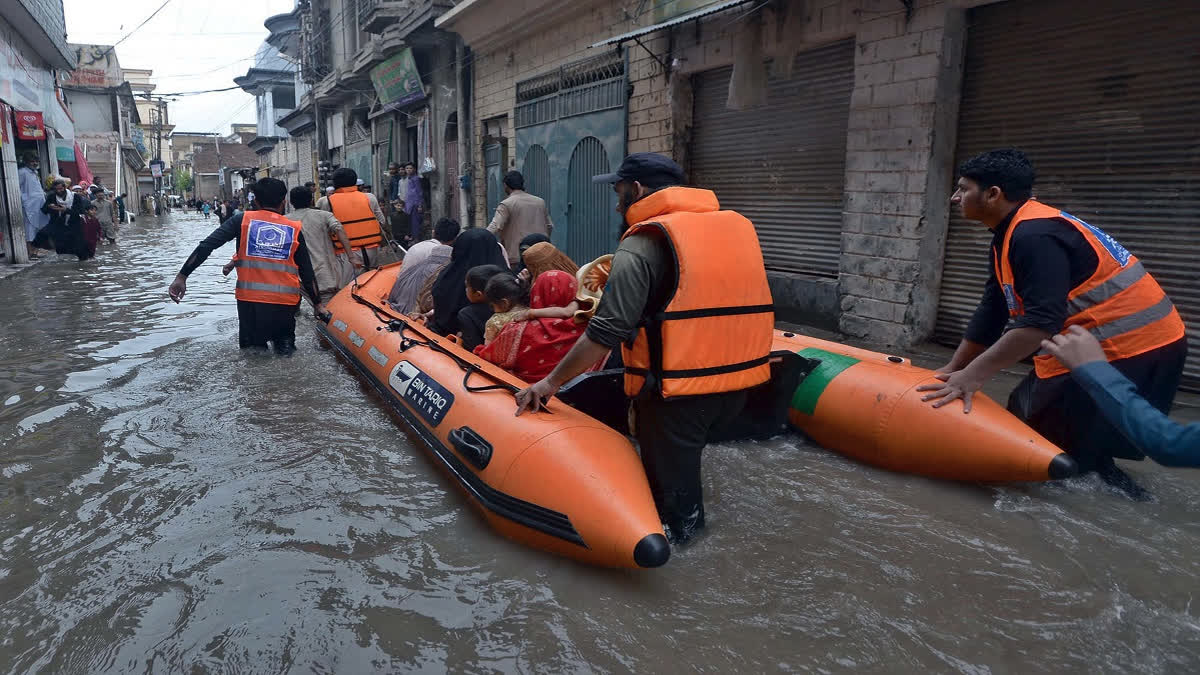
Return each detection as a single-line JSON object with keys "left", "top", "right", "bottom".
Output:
{"left": 346, "top": 282, "right": 536, "bottom": 403}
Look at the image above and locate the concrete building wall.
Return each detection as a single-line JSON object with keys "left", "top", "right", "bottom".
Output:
{"left": 67, "top": 90, "right": 115, "bottom": 133}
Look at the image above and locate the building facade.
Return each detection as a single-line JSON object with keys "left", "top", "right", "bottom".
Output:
{"left": 440, "top": 0, "right": 1200, "bottom": 390}
{"left": 0, "top": 0, "right": 75, "bottom": 264}
{"left": 60, "top": 45, "right": 147, "bottom": 211}
{"left": 265, "top": 0, "right": 469, "bottom": 232}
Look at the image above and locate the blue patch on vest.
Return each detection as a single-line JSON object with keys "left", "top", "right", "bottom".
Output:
{"left": 1002, "top": 283, "right": 1019, "bottom": 313}
{"left": 1060, "top": 211, "right": 1131, "bottom": 266}
{"left": 246, "top": 219, "right": 295, "bottom": 260}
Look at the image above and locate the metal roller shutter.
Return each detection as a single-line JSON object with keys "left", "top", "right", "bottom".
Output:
{"left": 689, "top": 39, "right": 854, "bottom": 277}
{"left": 936, "top": 0, "right": 1200, "bottom": 390}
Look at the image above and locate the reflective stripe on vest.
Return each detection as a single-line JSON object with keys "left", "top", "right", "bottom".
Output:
{"left": 328, "top": 188, "right": 383, "bottom": 253}
{"left": 618, "top": 187, "right": 774, "bottom": 398}
{"left": 235, "top": 259, "right": 299, "bottom": 274}
{"left": 236, "top": 280, "right": 301, "bottom": 297}
{"left": 996, "top": 200, "right": 1185, "bottom": 378}
{"left": 236, "top": 210, "right": 304, "bottom": 306}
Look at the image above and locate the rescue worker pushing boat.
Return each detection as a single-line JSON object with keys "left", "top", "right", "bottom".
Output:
{"left": 515, "top": 153, "right": 774, "bottom": 544}
{"left": 918, "top": 149, "right": 1186, "bottom": 498}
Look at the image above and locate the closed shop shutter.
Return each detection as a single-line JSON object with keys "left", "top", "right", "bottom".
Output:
{"left": 689, "top": 39, "right": 854, "bottom": 277}
{"left": 936, "top": 0, "right": 1200, "bottom": 390}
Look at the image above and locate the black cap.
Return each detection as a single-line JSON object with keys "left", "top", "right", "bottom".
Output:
{"left": 593, "top": 152, "right": 685, "bottom": 188}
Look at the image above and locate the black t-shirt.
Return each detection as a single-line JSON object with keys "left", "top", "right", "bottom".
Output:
{"left": 965, "top": 203, "right": 1100, "bottom": 345}
{"left": 457, "top": 302, "right": 494, "bottom": 352}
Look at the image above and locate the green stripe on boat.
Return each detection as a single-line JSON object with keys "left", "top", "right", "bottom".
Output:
{"left": 790, "top": 348, "right": 861, "bottom": 415}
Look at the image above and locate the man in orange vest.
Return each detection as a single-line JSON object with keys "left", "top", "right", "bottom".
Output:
{"left": 318, "top": 168, "right": 386, "bottom": 267}
{"left": 515, "top": 153, "right": 774, "bottom": 547}
{"left": 919, "top": 149, "right": 1187, "bottom": 497}
{"left": 168, "top": 178, "right": 322, "bottom": 355}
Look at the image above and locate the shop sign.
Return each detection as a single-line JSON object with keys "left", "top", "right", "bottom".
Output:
{"left": 370, "top": 48, "right": 426, "bottom": 111}
{"left": 15, "top": 111, "right": 45, "bottom": 140}
{"left": 56, "top": 142, "right": 75, "bottom": 162}
{"left": 150, "top": 160, "right": 164, "bottom": 178}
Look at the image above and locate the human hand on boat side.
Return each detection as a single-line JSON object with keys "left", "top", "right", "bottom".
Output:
{"left": 1041, "top": 325, "right": 1106, "bottom": 370}
{"left": 168, "top": 275, "right": 187, "bottom": 303}
{"left": 515, "top": 378, "right": 558, "bottom": 416}
{"left": 916, "top": 368, "right": 984, "bottom": 413}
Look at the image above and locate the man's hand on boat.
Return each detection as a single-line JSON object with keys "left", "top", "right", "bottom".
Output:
{"left": 515, "top": 378, "right": 558, "bottom": 416}
{"left": 916, "top": 368, "right": 985, "bottom": 413}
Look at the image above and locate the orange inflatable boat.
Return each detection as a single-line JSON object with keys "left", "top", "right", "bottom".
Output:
{"left": 773, "top": 331, "right": 1078, "bottom": 482}
{"left": 317, "top": 263, "right": 671, "bottom": 569}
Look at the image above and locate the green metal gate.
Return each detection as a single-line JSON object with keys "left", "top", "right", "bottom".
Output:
{"left": 515, "top": 50, "right": 626, "bottom": 264}
{"left": 484, "top": 141, "right": 504, "bottom": 222}
{"left": 523, "top": 144, "right": 550, "bottom": 203}
{"left": 566, "top": 137, "right": 615, "bottom": 265}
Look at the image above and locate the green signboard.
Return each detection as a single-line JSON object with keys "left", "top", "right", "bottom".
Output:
{"left": 371, "top": 48, "right": 426, "bottom": 111}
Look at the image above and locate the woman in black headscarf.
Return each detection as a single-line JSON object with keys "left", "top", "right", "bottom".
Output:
{"left": 429, "top": 228, "right": 508, "bottom": 336}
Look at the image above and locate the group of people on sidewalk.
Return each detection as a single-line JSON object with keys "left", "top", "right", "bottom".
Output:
{"left": 168, "top": 148, "right": 1197, "bottom": 549}
{"left": 18, "top": 153, "right": 124, "bottom": 261}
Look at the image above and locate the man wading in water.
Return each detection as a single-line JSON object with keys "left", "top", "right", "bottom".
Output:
{"left": 169, "top": 178, "right": 323, "bottom": 355}
{"left": 514, "top": 153, "right": 774, "bottom": 545}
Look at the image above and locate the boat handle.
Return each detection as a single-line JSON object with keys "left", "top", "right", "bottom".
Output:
{"left": 450, "top": 426, "right": 493, "bottom": 471}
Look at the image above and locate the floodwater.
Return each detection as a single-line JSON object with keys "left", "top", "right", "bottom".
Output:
{"left": 2, "top": 212, "right": 1200, "bottom": 674}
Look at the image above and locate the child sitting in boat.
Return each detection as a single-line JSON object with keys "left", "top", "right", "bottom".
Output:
{"left": 480, "top": 272, "right": 530, "bottom": 346}
{"left": 476, "top": 271, "right": 598, "bottom": 383}
{"left": 457, "top": 264, "right": 506, "bottom": 351}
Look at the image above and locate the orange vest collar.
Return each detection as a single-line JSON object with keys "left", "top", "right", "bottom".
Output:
{"left": 623, "top": 187, "right": 720, "bottom": 229}
{"left": 334, "top": 186, "right": 358, "bottom": 194}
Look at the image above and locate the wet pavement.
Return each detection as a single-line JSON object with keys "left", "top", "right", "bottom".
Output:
{"left": 2, "top": 212, "right": 1200, "bottom": 673}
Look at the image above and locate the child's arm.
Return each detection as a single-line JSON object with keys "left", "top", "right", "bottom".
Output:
{"left": 523, "top": 300, "right": 580, "bottom": 320}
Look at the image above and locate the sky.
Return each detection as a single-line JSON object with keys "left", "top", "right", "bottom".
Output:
{"left": 62, "top": 0, "right": 295, "bottom": 134}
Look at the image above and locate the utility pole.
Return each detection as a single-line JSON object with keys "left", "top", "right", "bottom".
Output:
{"left": 152, "top": 104, "right": 163, "bottom": 215}
{"left": 215, "top": 132, "right": 224, "bottom": 200}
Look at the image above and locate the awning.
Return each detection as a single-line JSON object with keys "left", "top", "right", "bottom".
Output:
{"left": 589, "top": 0, "right": 755, "bottom": 48}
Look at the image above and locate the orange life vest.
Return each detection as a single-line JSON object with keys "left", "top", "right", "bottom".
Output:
{"left": 234, "top": 209, "right": 303, "bottom": 306}
{"left": 620, "top": 187, "right": 775, "bottom": 398}
{"left": 996, "top": 200, "right": 1185, "bottom": 379}
{"left": 327, "top": 187, "right": 383, "bottom": 253}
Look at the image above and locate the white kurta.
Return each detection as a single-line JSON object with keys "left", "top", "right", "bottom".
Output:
{"left": 18, "top": 166, "right": 49, "bottom": 242}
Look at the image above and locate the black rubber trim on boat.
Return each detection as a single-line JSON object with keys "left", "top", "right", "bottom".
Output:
{"left": 317, "top": 323, "right": 587, "bottom": 548}
{"left": 1048, "top": 453, "right": 1079, "bottom": 480}
{"left": 633, "top": 533, "right": 671, "bottom": 568}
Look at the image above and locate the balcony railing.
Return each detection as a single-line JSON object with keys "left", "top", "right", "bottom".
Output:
{"left": 359, "top": 0, "right": 454, "bottom": 35}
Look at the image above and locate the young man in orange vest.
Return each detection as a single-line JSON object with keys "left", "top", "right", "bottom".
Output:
{"left": 168, "top": 178, "right": 322, "bottom": 355}
{"left": 318, "top": 168, "right": 386, "bottom": 267}
{"left": 515, "top": 153, "right": 774, "bottom": 547}
{"left": 918, "top": 149, "right": 1187, "bottom": 497}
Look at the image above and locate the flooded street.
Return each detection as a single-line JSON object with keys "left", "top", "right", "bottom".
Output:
{"left": 3, "top": 212, "right": 1200, "bottom": 673}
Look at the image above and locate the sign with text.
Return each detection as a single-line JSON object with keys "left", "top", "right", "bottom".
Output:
{"left": 389, "top": 361, "right": 454, "bottom": 427}
{"left": 370, "top": 48, "right": 426, "bottom": 111}
{"left": 149, "top": 160, "right": 165, "bottom": 178}
{"left": 15, "top": 110, "right": 45, "bottom": 140}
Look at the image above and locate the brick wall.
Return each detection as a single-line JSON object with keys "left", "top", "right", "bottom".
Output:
{"left": 838, "top": 1, "right": 966, "bottom": 346}
{"left": 469, "top": 1, "right": 672, "bottom": 226}
{"left": 17, "top": 0, "right": 72, "bottom": 66}
{"left": 464, "top": 0, "right": 974, "bottom": 347}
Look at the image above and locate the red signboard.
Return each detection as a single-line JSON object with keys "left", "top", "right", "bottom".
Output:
{"left": 14, "top": 110, "right": 45, "bottom": 140}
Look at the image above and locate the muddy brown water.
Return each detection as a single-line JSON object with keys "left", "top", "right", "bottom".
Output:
{"left": 2, "top": 213, "right": 1199, "bottom": 673}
